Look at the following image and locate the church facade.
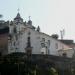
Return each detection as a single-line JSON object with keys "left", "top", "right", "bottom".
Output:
{"left": 6, "top": 12, "right": 73, "bottom": 56}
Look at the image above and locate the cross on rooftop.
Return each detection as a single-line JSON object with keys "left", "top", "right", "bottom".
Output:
{"left": 17, "top": 8, "right": 20, "bottom": 13}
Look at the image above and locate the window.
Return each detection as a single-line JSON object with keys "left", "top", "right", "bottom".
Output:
{"left": 55, "top": 43, "right": 58, "bottom": 49}
{"left": 41, "top": 52, "right": 44, "bottom": 54}
{"left": 13, "top": 42, "right": 16, "bottom": 46}
{"left": 63, "top": 52, "right": 67, "bottom": 57}
{"left": 41, "top": 43, "right": 45, "bottom": 48}
{"left": 42, "top": 38, "right": 45, "bottom": 42}
{"left": 48, "top": 40, "right": 50, "bottom": 46}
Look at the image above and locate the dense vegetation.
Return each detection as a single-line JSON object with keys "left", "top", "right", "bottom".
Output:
{"left": 0, "top": 53, "right": 74, "bottom": 75}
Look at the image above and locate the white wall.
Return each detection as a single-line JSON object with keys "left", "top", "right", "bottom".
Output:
{"left": 58, "top": 49, "right": 74, "bottom": 58}
{"left": 8, "top": 21, "right": 71, "bottom": 56}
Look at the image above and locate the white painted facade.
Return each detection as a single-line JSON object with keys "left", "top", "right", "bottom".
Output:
{"left": 8, "top": 13, "right": 73, "bottom": 56}
{"left": 58, "top": 48, "right": 74, "bottom": 58}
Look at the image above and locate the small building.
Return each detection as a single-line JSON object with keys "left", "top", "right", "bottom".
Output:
{"left": 58, "top": 48, "right": 74, "bottom": 58}
{"left": 58, "top": 39, "right": 75, "bottom": 58}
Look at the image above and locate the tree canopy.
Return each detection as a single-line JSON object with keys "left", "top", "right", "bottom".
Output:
{"left": 0, "top": 14, "right": 3, "bottom": 18}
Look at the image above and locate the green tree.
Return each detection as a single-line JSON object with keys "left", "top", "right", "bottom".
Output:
{"left": 0, "top": 14, "right": 3, "bottom": 18}
{"left": 48, "top": 67, "right": 58, "bottom": 75}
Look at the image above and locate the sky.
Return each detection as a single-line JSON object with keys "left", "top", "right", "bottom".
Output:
{"left": 0, "top": 0, "right": 75, "bottom": 41}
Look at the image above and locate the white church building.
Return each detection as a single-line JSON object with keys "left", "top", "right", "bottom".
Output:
{"left": 6, "top": 13, "right": 74, "bottom": 57}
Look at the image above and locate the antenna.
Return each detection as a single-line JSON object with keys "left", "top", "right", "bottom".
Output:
{"left": 60, "top": 29, "right": 65, "bottom": 40}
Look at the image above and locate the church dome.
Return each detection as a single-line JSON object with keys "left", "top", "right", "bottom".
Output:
{"left": 14, "top": 13, "right": 23, "bottom": 22}
{"left": 16, "top": 13, "right": 20, "bottom": 17}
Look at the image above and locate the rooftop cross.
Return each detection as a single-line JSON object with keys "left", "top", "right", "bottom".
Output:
{"left": 17, "top": 8, "right": 20, "bottom": 13}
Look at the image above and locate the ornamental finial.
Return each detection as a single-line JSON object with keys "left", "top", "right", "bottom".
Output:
{"left": 17, "top": 8, "right": 20, "bottom": 13}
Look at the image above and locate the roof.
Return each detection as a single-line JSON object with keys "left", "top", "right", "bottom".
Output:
{"left": 38, "top": 31, "right": 70, "bottom": 48}
{"left": 14, "top": 13, "right": 23, "bottom": 21}
{"left": 59, "top": 40, "right": 74, "bottom": 45}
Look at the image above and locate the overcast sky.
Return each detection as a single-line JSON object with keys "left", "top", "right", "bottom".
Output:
{"left": 0, "top": 0, "right": 75, "bottom": 41}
